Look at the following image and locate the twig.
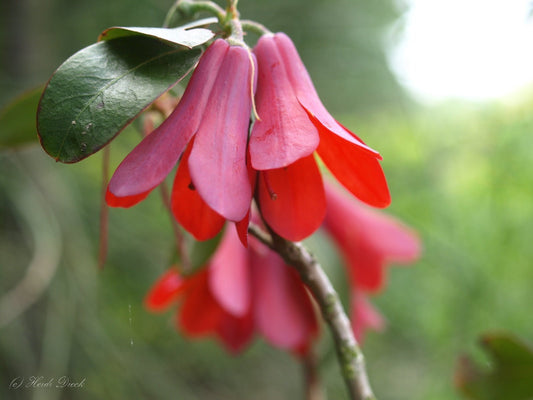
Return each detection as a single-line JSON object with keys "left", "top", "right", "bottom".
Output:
{"left": 98, "top": 146, "right": 110, "bottom": 269}
{"left": 303, "top": 349, "right": 326, "bottom": 400}
{"left": 158, "top": 182, "right": 191, "bottom": 272}
{"left": 248, "top": 223, "right": 376, "bottom": 400}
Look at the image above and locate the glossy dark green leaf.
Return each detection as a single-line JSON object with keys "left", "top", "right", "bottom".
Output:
{"left": 0, "top": 86, "right": 44, "bottom": 148}
{"left": 456, "top": 333, "right": 533, "bottom": 400}
{"left": 98, "top": 26, "right": 214, "bottom": 48}
{"left": 38, "top": 36, "right": 201, "bottom": 163}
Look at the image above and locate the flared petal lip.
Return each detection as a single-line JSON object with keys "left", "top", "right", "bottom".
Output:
{"left": 105, "top": 187, "right": 151, "bottom": 208}
{"left": 317, "top": 127, "right": 391, "bottom": 209}
{"left": 271, "top": 31, "right": 381, "bottom": 160}
{"left": 300, "top": 102, "right": 381, "bottom": 159}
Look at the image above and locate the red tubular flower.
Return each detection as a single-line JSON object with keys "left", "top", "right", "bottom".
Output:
{"left": 323, "top": 181, "right": 421, "bottom": 292}
{"left": 145, "top": 267, "right": 254, "bottom": 353}
{"left": 144, "top": 269, "right": 187, "bottom": 312}
{"left": 257, "top": 155, "right": 326, "bottom": 242}
{"left": 250, "top": 33, "right": 390, "bottom": 241}
{"left": 145, "top": 224, "right": 318, "bottom": 355}
{"left": 106, "top": 39, "right": 255, "bottom": 238}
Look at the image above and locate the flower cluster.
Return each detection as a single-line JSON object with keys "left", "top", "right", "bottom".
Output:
{"left": 145, "top": 181, "right": 420, "bottom": 353}
{"left": 106, "top": 30, "right": 418, "bottom": 355}
{"left": 145, "top": 224, "right": 318, "bottom": 355}
{"left": 106, "top": 33, "right": 390, "bottom": 242}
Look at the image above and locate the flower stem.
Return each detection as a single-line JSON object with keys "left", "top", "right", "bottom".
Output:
{"left": 163, "top": 0, "right": 181, "bottom": 28}
{"left": 226, "top": 0, "right": 239, "bottom": 13}
{"left": 158, "top": 182, "right": 191, "bottom": 273}
{"left": 248, "top": 223, "right": 377, "bottom": 400}
{"left": 303, "top": 349, "right": 326, "bottom": 400}
{"left": 227, "top": 17, "right": 244, "bottom": 44}
{"left": 164, "top": 0, "right": 226, "bottom": 28}
{"left": 241, "top": 19, "right": 272, "bottom": 36}
{"left": 98, "top": 146, "right": 110, "bottom": 270}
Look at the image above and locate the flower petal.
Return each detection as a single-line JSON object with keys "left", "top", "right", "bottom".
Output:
{"left": 250, "top": 241, "right": 317, "bottom": 352}
{"left": 325, "top": 182, "right": 420, "bottom": 262}
{"left": 144, "top": 268, "right": 185, "bottom": 312}
{"left": 347, "top": 245, "right": 385, "bottom": 292}
{"left": 235, "top": 213, "right": 250, "bottom": 248}
{"left": 351, "top": 207, "right": 421, "bottom": 264}
{"left": 209, "top": 227, "right": 251, "bottom": 317}
{"left": 258, "top": 155, "right": 326, "bottom": 241}
{"left": 178, "top": 270, "right": 224, "bottom": 337}
{"left": 216, "top": 311, "right": 254, "bottom": 354}
{"left": 252, "top": 241, "right": 318, "bottom": 351}
{"left": 105, "top": 189, "right": 150, "bottom": 208}
{"left": 106, "top": 39, "right": 229, "bottom": 206}
{"left": 234, "top": 152, "right": 258, "bottom": 247}
{"left": 273, "top": 32, "right": 379, "bottom": 159}
{"left": 188, "top": 46, "right": 253, "bottom": 221}
{"left": 317, "top": 125, "right": 391, "bottom": 208}
{"left": 324, "top": 182, "right": 420, "bottom": 291}
{"left": 171, "top": 141, "right": 225, "bottom": 241}
{"left": 249, "top": 34, "right": 319, "bottom": 170}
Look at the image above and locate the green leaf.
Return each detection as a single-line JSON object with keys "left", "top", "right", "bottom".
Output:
{"left": 38, "top": 36, "right": 202, "bottom": 163}
{"left": 98, "top": 26, "right": 214, "bottom": 48}
{"left": 0, "top": 86, "right": 44, "bottom": 149}
{"left": 456, "top": 332, "right": 533, "bottom": 400}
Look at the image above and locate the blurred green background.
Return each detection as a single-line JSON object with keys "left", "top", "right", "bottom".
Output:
{"left": 1, "top": 0, "right": 532, "bottom": 399}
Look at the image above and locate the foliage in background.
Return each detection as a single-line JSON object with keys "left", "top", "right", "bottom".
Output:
{"left": 0, "top": 0, "right": 409, "bottom": 115}
{"left": 0, "top": 86, "right": 43, "bottom": 149}
{"left": 1, "top": 0, "right": 533, "bottom": 399}
{"left": 456, "top": 333, "right": 533, "bottom": 400}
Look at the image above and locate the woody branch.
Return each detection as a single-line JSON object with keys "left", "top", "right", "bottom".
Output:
{"left": 248, "top": 223, "right": 377, "bottom": 400}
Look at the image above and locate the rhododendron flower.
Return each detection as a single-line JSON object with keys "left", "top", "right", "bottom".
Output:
{"left": 323, "top": 182, "right": 421, "bottom": 292}
{"left": 250, "top": 33, "right": 390, "bottom": 241}
{"left": 106, "top": 39, "right": 256, "bottom": 239}
{"left": 145, "top": 225, "right": 318, "bottom": 354}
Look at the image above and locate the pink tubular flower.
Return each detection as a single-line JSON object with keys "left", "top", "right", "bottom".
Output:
{"left": 323, "top": 181, "right": 421, "bottom": 292}
{"left": 106, "top": 39, "right": 256, "bottom": 239}
{"left": 250, "top": 33, "right": 390, "bottom": 241}
{"left": 145, "top": 224, "right": 318, "bottom": 355}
